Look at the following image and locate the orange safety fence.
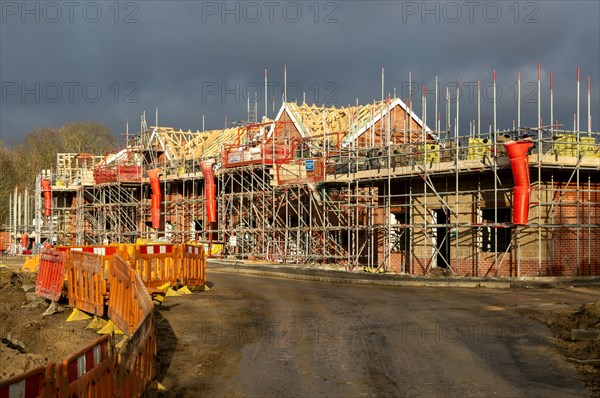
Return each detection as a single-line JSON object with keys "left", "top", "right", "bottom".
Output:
{"left": 116, "top": 313, "right": 156, "bottom": 398}
{"left": 2, "top": 240, "right": 209, "bottom": 397}
{"left": 181, "top": 243, "right": 206, "bottom": 286}
{"left": 36, "top": 250, "right": 66, "bottom": 302}
{"left": 108, "top": 256, "right": 154, "bottom": 335}
{"left": 0, "top": 366, "right": 50, "bottom": 398}
{"left": 66, "top": 251, "right": 107, "bottom": 317}
{"left": 131, "top": 271, "right": 154, "bottom": 330}
{"left": 55, "top": 335, "right": 115, "bottom": 397}
{"left": 133, "top": 244, "right": 179, "bottom": 288}
{"left": 109, "top": 255, "right": 156, "bottom": 397}
{"left": 55, "top": 245, "right": 119, "bottom": 257}
{"left": 107, "top": 256, "right": 135, "bottom": 334}
{"left": 56, "top": 245, "right": 119, "bottom": 277}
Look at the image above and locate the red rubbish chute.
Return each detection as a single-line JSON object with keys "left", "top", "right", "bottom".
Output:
{"left": 147, "top": 169, "right": 162, "bottom": 229}
{"left": 504, "top": 138, "right": 534, "bottom": 225}
{"left": 201, "top": 162, "right": 217, "bottom": 223}
{"left": 41, "top": 179, "right": 52, "bottom": 217}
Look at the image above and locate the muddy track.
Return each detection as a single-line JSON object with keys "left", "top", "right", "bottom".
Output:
{"left": 150, "top": 272, "right": 597, "bottom": 397}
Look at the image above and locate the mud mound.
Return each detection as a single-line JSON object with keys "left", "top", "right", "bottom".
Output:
{"left": 0, "top": 267, "right": 37, "bottom": 290}
{"left": 574, "top": 302, "right": 600, "bottom": 329}
{"left": 0, "top": 342, "right": 48, "bottom": 380}
{"left": 549, "top": 301, "right": 600, "bottom": 393}
{"left": 0, "top": 268, "right": 99, "bottom": 382}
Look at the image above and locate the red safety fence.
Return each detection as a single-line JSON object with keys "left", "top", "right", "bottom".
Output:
{"left": 180, "top": 244, "right": 206, "bottom": 286}
{"left": 65, "top": 251, "right": 107, "bottom": 316}
{"left": 0, "top": 366, "right": 49, "bottom": 398}
{"left": 93, "top": 165, "right": 142, "bottom": 184}
{"left": 55, "top": 335, "right": 115, "bottom": 397}
{"left": 36, "top": 250, "right": 66, "bottom": 302}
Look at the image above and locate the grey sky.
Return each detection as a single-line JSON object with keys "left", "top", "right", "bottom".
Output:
{"left": 1, "top": 1, "right": 599, "bottom": 146}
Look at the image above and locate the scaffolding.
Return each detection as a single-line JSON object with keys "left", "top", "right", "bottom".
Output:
{"left": 26, "top": 97, "right": 600, "bottom": 277}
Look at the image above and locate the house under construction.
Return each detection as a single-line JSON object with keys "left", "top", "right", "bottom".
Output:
{"left": 7, "top": 84, "right": 600, "bottom": 277}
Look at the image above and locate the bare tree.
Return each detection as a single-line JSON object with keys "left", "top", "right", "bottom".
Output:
{"left": 0, "top": 122, "right": 117, "bottom": 226}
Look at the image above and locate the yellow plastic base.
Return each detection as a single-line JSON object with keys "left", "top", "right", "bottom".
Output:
{"left": 66, "top": 309, "right": 92, "bottom": 322}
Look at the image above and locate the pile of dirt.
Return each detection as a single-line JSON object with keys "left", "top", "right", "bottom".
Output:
{"left": 548, "top": 301, "right": 600, "bottom": 393}
{"left": 0, "top": 266, "right": 37, "bottom": 290}
{"left": 0, "top": 266, "right": 100, "bottom": 381}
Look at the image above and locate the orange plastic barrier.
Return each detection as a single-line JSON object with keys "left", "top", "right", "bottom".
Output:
{"left": 108, "top": 256, "right": 154, "bottom": 334}
{"left": 116, "top": 313, "right": 156, "bottom": 398}
{"left": 65, "top": 251, "right": 107, "bottom": 316}
{"left": 56, "top": 335, "right": 115, "bottom": 397}
{"left": 181, "top": 244, "right": 206, "bottom": 286}
{"left": 0, "top": 366, "right": 49, "bottom": 398}
{"left": 7, "top": 251, "right": 158, "bottom": 398}
{"left": 131, "top": 271, "right": 154, "bottom": 329}
{"left": 108, "top": 256, "right": 135, "bottom": 334}
{"left": 56, "top": 245, "right": 118, "bottom": 257}
{"left": 133, "top": 244, "right": 179, "bottom": 288}
{"left": 56, "top": 245, "right": 119, "bottom": 275}
{"left": 36, "top": 250, "right": 66, "bottom": 301}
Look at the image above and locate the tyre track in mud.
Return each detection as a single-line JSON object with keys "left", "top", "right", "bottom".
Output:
{"left": 151, "top": 271, "right": 595, "bottom": 397}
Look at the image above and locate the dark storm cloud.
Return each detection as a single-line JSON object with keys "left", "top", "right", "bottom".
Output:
{"left": 1, "top": 1, "right": 598, "bottom": 145}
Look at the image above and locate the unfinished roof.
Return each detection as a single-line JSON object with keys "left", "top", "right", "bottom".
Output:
{"left": 276, "top": 99, "right": 433, "bottom": 147}
{"left": 147, "top": 99, "right": 434, "bottom": 162}
{"left": 183, "top": 127, "right": 241, "bottom": 160}
{"left": 146, "top": 127, "right": 200, "bottom": 161}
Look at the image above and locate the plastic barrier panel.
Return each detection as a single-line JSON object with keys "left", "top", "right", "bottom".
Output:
{"left": 56, "top": 245, "right": 118, "bottom": 277}
{"left": 108, "top": 255, "right": 154, "bottom": 334}
{"left": 56, "top": 335, "right": 115, "bottom": 397}
{"left": 7, "top": 251, "right": 158, "bottom": 398}
{"left": 66, "top": 251, "right": 107, "bottom": 316}
{"left": 116, "top": 243, "right": 137, "bottom": 267}
{"left": 0, "top": 366, "right": 47, "bottom": 398}
{"left": 181, "top": 244, "right": 206, "bottom": 286}
{"left": 108, "top": 256, "right": 135, "bottom": 334}
{"left": 131, "top": 271, "right": 154, "bottom": 332}
{"left": 36, "top": 250, "right": 66, "bottom": 302}
{"left": 116, "top": 314, "right": 156, "bottom": 398}
{"left": 134, "top": 245, "right": 178, "bottom": 288}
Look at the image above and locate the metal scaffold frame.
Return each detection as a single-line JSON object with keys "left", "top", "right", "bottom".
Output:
{"left": 21, "top": 84, "right": 600, "bottom": 277}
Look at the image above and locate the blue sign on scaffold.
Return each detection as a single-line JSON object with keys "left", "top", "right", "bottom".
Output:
{"left": 305, "top": 159, "right": 314, "bottom": 171}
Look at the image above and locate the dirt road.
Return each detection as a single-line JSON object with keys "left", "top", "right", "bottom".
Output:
{"left": 152, "top": 271, "right": 598, "bottom": 397}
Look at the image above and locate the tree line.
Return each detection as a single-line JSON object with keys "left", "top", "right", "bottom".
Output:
{"left": 0, "top": 122, "right": 117, "bottom": 225}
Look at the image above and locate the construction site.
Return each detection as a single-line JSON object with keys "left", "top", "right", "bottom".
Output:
{"left": 4, "top": 69, "right": 600, "bottom": 278}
